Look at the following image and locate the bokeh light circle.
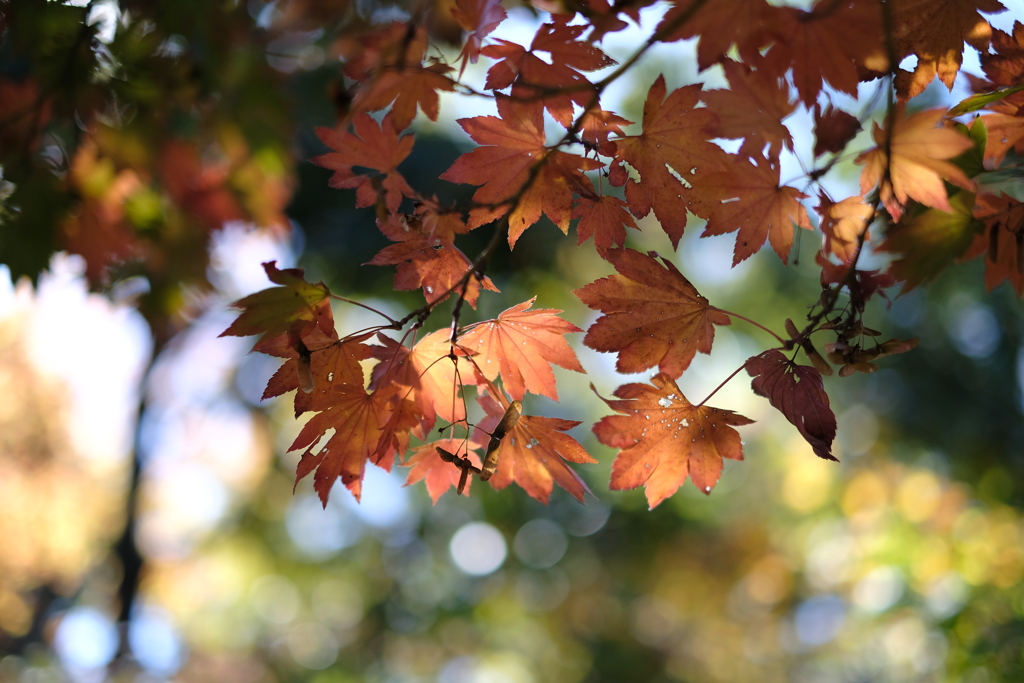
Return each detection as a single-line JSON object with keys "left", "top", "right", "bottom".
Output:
{"left": 449, "top": 522, "right": 507, "bottom": 576}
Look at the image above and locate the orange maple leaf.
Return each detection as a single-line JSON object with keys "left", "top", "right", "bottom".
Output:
{"left": 855, "top": 105, "right": 975, "bottom": 221}
{"left": 701, "top": 59, "right": 795, "bottom": 163}
{"left": 575, "top": 248, "right": 731, "bottom": 378}
{"left": 404, "top": 439, "right": 482, "bottom": 502}
{"left": 371, "top": 329, "right": 467, "bottom": 428}
{"left": 312, "top": 113, "right": 415, "bottom": 214}
{"left": 893, "top": 0, "right": 1006, "bottom": 99}
{"left": 816, "top": 193, "right": 876, "bottom": 264}
{"left": 289, "top": 385, "right": 392, "bottom": 505}
{"left": 440, "top": 96, "right": 601, "bottom": 246}
{"left": 477, "top": 394, "right": 595, "bottom": 504}
{"left": 458, "top": 297, "right": 584, "bottom": 401}
{"left": 700, "top": 155, "right": 812, "bottom": 264}
{"left": 609, "top": 76, "right": 730, "bottom": 247}
{"left": 964, "top": 192, "right": 1024, "bottom": 295}
{"left": 594, "top": 374, "right": 752, "bottom": 508}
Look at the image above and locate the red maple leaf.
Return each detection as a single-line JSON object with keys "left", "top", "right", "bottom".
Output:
{"left": 572, "top": 195, "right": 639, "bottom": 252}
{"left": 369, "top": 214, "right": 499, "bottom": 308}
{"left": 701, "top": 155, "right": 812, "bottom": 264}
{"left": 453, "top": 0, "right": 507, "bottom": 69}
{"left": 763, "top": 0, "right": 887, "bottom": 106}
{"left": 964, "top": 192, "right": 1024, "bottom": 295}
{"left": 609, "top": 76, "right": 730, "bottom": 247}
{"left": 477, "top": 393, "right": 595, "bottom": 504}
{"left": 593, "top": 374, "right": 753, "bottom": 508}
{"left": 441, "top": 96, "right": 602, "bottom": 246}
{"left": 458, "top": 298, "right": 584, "bottom": 401}
{"left": 656, "top": 0, "right": 777, "bottom": 70}
{"left": 481, "top": 16, "right": 616, "bottom": 125}
{"left": 312, "top": 113, "right": 415, "bottom": 215}
{"left": 701, "top": 58, "right": 795, "bottom": 163}
{"left": 575, "top": 248, "right": 731, "bottom": 378}
{"left": 813, "top": 103, "right": 862, "bottom": 157}
{"left": 746, "top": 349, "right": 837, "bottom": 461}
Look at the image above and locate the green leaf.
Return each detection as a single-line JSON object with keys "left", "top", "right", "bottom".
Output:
{"left": 950, "top": 118, "right": 987, "bottom": 179}
{"left": 220, "top": 262, "right": 332, "bottom": 339}
{"left": 947, "top": 84, "right": 1024, "bottom": 116}
{"left": 880, "top": 191, "right": 983, "bottom": 292}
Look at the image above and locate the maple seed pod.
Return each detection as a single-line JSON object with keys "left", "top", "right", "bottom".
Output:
{"left": 801, "top": 339, "right": 833, "bottom": 376}
{"left": 481, "top": 400, "right": 522, "bottom": 482}
{"left": 785, "top": 318, "right": 800, "bottom": 340}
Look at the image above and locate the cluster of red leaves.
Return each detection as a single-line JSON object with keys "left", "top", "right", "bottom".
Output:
{"left": 222, "top": 0, "right": 1021, "bottom": 509}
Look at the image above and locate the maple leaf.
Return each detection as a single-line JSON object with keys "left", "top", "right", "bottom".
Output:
{"left": 578, "top": 109, "right": 633, "bottom": 156}
{"left": 452, "top": 0, "right": 507, "bottom": 72}
{"left": 816, "top": 193, "right": 875, "bottom": 264}
{"left": 370, "top": 329, "right": 467, "bottom": 427}
{"left": 746, "top": 350, "right": 837, "bottom": 461}
{"left": 593, "top": 374, "right": 752, "bottom": 508}
{"left": 481, "top": 16, "right": 616, "bottom": 125}
{"left": 964, "top": 192, "right": 1024, "bottom": 295}
{"left": 369, "top": 214, "right": 499, "bottom": 308}
{"left": 575, "top": 248, "right": 731, "bottom": 378}
{"left": 477, "top": 393, "right": 595, "bottom": 503}
{"left": 855, "top": 106, "right": 975, "bottom": 221}
{"left": 353, "top": 62, "right": 456, "bottom": 132}
{"left": 260, "top": 332, "right": 378, "bottom": 417}
{"left": 289, "top": 385, "right": 392, "bottom": 505}
{"left": 813, "top": 104, "right": 862, "bottom": 157}
{"left": 880, "top": 190, "right": 983, "bottom": 290}
{"left": 312, "top": 113, "right": 415, "bottom": 214}
{"left": 700, "top": 155, "right": 812, "bottom": 264}
{"left": 404, "top": 439, "right": 483, "bottom": 503}
{"left": 764, "top": 0, "right": 887, "bottom": 106}
{"left": 572, "top": 195, "right": 639, "bottom": 252}
{"left": 220, "top": 261, "right": 334, "bottom": 344}
{"left": 656, "top": 0, "right": 776, "bottom": 70}
{"left": 609, "top": 76, "right": 730, "bottom": 247}
{"left": 701, "top": 59, "right": 795, "bottom": 163}
{"left": 458, "top": 297, "right": 584, "bottom": 401}
{"left": 441, "top": 96, "right": 601, "bottom": 246}
{"left": 978, "top": 21, "right": 1024, "bottom": 87}
{"left": 980, "top": 112, "right": 1024, "bottom": 167}
{"left": 892, "top": 0, "right": 1006, "bottom": 100}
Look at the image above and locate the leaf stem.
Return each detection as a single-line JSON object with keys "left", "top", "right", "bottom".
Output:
{"left": 328, "top": 293, "right": 398, "bottom": 325}
{"left": 711, "top": 307, "right": 785, "bottom": 345}
{"left": 695, "top": 362, "right": 748, "bottom": 408}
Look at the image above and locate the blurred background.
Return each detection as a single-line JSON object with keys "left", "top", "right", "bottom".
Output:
{"left": 1, "top": 1, "right": 1024, "bottom": 682}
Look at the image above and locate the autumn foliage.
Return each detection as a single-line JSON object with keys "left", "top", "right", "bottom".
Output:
{"left": 14, "top": 0, "right": 1014, "bottom": 509}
